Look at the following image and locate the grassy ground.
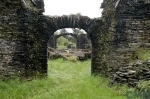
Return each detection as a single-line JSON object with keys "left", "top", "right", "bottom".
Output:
{"left": 0, "top": 59, "right": 132, "bottom": 99}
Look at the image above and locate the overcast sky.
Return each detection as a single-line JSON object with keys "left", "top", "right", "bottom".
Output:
{"left": 43, "top": 0, "right": 104, "bottom": 18}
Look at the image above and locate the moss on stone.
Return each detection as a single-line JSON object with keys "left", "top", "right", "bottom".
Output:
{"left": 24, "top": 0, "right": 39, "bottom": 11}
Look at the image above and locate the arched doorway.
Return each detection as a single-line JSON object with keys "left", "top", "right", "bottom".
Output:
{"left": 48, "top": 28, "right": 91, "bottom": 49}
{"left": 0, "top": 0, "right": 103, "bottom": 79}
{"left": 47, "top": 28, "right": 92, "bottom": 61}
{"left": 22, "top": 14, "right": 102, "bottom": 77}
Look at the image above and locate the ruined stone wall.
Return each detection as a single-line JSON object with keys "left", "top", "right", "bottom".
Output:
{"left": 22, "top": 10, "right": 48, "bottom": 77}
{"left": 100, "top": 0, "right": 150, "bottom": 86}
{"left": 77, "top": 34, "right": 91, "bottom": 49}
{"left": 48, "top": 35, "right": 56, "bottom": 48}
{"left": 112, "top": 2, "right": 150, "bottom": 86}
{"left": 0, "top": 1, "right": 27, "bottom": 79}
{"left": 91, "top": 0, "right": 117, "bottom": 75}
{"left": 0, "top": 0, "right": 47, "bottom": 79}
{"left": 2, "top": 0, "right": 150, "bottom": 86}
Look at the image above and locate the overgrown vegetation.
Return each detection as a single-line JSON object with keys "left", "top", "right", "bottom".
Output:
{"left": 57, "top": 36, "right": 76, "bottom": 49}
{"left": 57, "top": 36, "right": 70, "bottom": 49}
{"left": 135, "top": 48, "right": 150, "bottom": 60}
{"left": 24, "top": 0, "right": 39, "bottom": 11}
{"left": 0, "top": 59, "right": 132, "bottom": 99}
{"left": 137, "top": 80, "right": 150, "bottom": 92}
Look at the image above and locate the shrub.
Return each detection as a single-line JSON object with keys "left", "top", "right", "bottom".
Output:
{"left": 136, "top": 80, "right": 150, "bottom": 92}
{"left": 63, "top": 55, "right": 77, "bottom": 62}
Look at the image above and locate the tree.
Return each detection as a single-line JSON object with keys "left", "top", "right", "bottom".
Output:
{"left": 57, "top": 36, "right": 70, "bottom": 48}
{"left": 60, "top": 28, "right": 68, "bottom": 34}
{"left": 72, "top": 28, "right": 81, "bottom": 34}
{"left": 72, "top": 28, "right": 85, "bottom": 34}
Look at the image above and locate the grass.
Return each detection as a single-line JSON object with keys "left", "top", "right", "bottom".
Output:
{"left": 0, "top": 59, "right": 132, "bottom": 99}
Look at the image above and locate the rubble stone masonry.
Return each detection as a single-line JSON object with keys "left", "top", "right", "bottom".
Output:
{"left": 1, "top": 0, "right": 150, "bottom": 86}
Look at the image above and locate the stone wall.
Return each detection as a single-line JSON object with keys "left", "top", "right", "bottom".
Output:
{"left": 0, "top": 0, "right": 47, "bottom": 79}
{"left": 1, "top": 0, "right": 150, "bottom": 87}
{"left": 0, "top": 0, "right": 26, "bottom": 79}
{"left": 0, "top": 0, "right": 102, "bottom": 79}
{"left": 48, "top": 35, "right": 56, "bottom": 48}
{"left": 22, "top": 10, "right": 48, "bottom": 77}
{"left": 112, "top": 60, "right": 150, "bottom": 86}
{"left": 99, "top": 0, "right": 150, "bottom": 86}
{"left": 77, "top": 34, "right": 91, "bottom": 49}
{"left": 112, "top": 1, "right": 150, "bottom": 86}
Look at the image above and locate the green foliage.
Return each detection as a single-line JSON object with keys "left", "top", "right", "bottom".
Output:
{"left": 24, "top": 0, "right": 39, "bottom": 11}
{"left": 67, "top": 36, "right": 77, "bottom": 44}
{"left": 136, "top": 80, "right": 150, "bottom": 92}
{"left": 72, "top": 28, "right": 81, "bottom": 34}
{"left": 57, "top": 36, "right": 76, "bottom": 49}
{"left": 135, "top": 48, "right": 150, "bottom": 60}
{"left": 57, "top": 36, "right": 69, "bottom": 48}
{"left": 60, "top": 28, "right": 68, "bottom": 34}
{"left": 0, "top": 59, "right": 131, "bottom": 99}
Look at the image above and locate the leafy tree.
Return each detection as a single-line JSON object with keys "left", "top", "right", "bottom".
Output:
{"left": 72, "top": 28, "right": 81, "bottom": 34}
{"left": 57, "top": 36, "right": 69, "bottom": 48}
{"left": 60, "top": 28, "right": 68, "bottom": 34}
{"left": 68, "top": 36, "right": 77, "bottom": 44}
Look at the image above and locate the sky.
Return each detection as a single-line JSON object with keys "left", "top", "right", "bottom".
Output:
{"left": 43, "top": 0, "right": 104, "bottom": 18}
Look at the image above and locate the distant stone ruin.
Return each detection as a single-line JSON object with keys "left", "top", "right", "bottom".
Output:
{"left": 48, "top": 33, "right": 90, "bottom": 49}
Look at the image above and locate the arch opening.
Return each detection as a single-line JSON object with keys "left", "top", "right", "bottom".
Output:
{"left": 47, "top": 27, "right": 92, "bottom": 62}
{"left": 0, "top": 0, "right": 103, "bottom": 79}
{"left": 21, "top": 14, "right": 102, "bottom": 77}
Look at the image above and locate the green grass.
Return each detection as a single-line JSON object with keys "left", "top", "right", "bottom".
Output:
{"left": 0, "top": 59, "right": 132, "bottom": 99}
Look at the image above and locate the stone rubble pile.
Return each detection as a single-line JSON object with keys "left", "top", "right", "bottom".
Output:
{"left": 112, "top": 60, "right": 150, "bottom": 86}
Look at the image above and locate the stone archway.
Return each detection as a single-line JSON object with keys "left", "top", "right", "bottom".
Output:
{"left": 1, "top": 0, "right": 150, "bottom": 86}
{"left": 0, "top": 0, "right": 103, "bottom": 78}
{"left": 36, "top": 15, "right": 102, "bottom": 76}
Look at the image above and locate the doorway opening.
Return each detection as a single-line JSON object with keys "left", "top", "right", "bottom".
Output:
{"left": 47, "top": 28, "right": 92, "bottom": 62}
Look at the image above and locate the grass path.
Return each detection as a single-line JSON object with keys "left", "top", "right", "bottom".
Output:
{"left": 0, "top": 59, "right": 130, "bottom": 99}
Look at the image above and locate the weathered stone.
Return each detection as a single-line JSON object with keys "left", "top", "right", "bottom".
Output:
{"left": 0, "top": 0, "right": 150, "bottom": 87}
